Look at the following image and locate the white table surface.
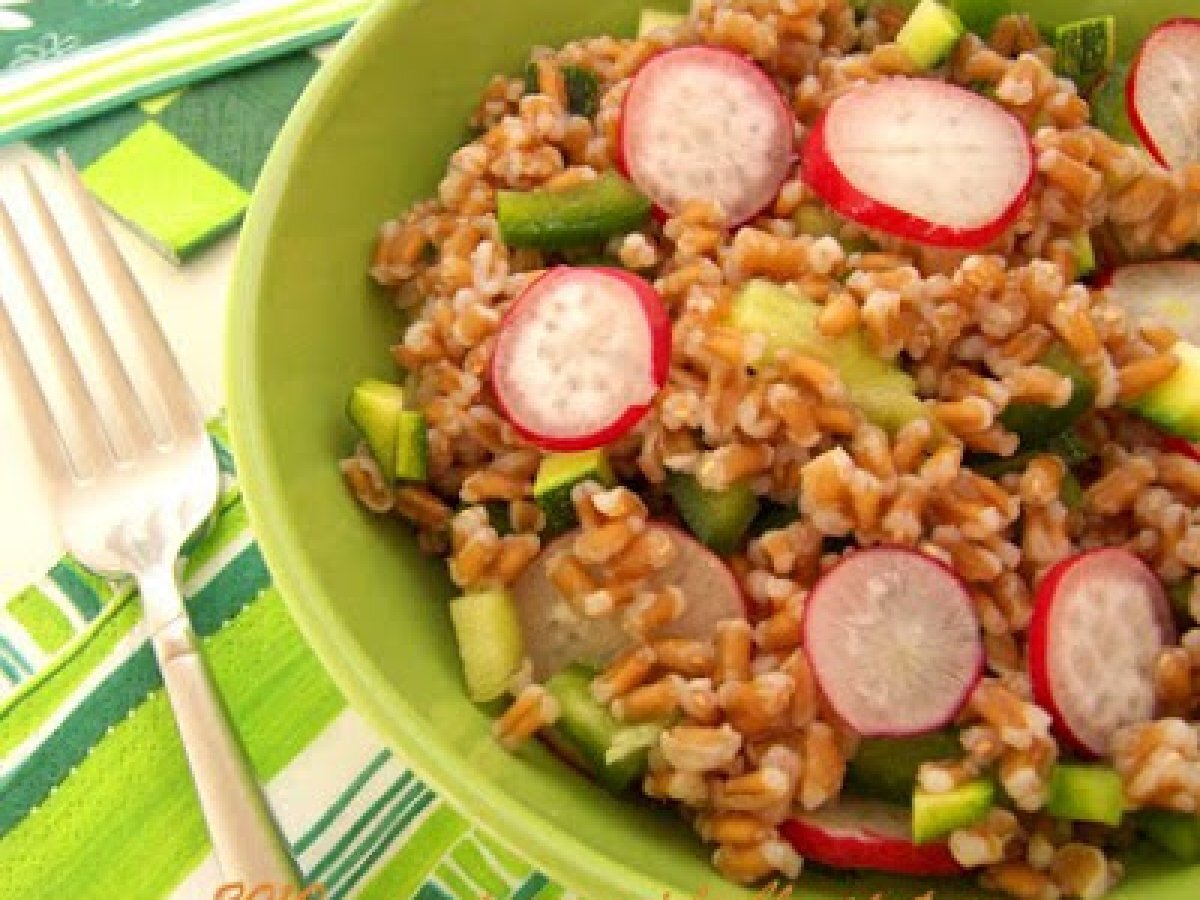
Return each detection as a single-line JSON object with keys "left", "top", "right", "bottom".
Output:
{"left": 0, "top": 143, "right": 237, "bottom": 599}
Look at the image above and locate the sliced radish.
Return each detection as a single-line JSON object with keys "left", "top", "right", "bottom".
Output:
{"left": 1127, "top": 18, "right": 1200, "bottom": 170}
{"left": 512, "top": 524, "right": 744, "bottom": 680}
{"left": 803, "top": 548, "right": 983, "bottom": 738}
{"left": 1103, "top": 261, "right": 1200, "bottom": 344}
{"left": 781, "top": 798, "right": 964, "bottom": 877}
{"left": 1029, "top": 549, "right": 1175, "bottom": 758}
{"left": 618, "top": 46, "right": 794, "bottom": 224}
{"left": 1162, "top": 436, "right": 1200, "bottom": 462}
{"left": 490, "top": 267, "right": 670, "bottom": 452}
{"left": 801, "top": 78, "right": 1034, "bottom": 249}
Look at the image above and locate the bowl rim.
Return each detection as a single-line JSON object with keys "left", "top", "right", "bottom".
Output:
{"left": 225, "top": 1, "right": 677, "bottom": 897}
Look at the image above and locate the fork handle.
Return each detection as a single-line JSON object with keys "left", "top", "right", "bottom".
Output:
{"left": 141, "top": 568, "right": 301, "bottom": 890}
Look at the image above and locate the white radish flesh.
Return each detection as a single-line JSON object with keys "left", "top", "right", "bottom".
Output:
{"left": 490, "top": 267, "right": 668, "bottom": 451}
{"left": 803, "top": 548, "right": 982, "bottom": 737}
{"left": 619, "top": 46, "right": 794, "bottom": 223}
{"left": 1106, "top": 261, "right": 1200, "bottom": 344}
{"left": 1029, "top": 549, "right": 1174, "bottom": 757}
{"left": 1128, "top": 19, "right": 1200, "bottom": 170}
{"left": 511, "top": 525, "right": 744, "bottom": 680}
{"left": 803, "top": 78, "right": 1033, "bottom": 247}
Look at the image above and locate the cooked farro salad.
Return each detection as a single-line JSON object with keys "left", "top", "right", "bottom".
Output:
{"left": 342, "top": 1, "right": 1200, "bottom": 894}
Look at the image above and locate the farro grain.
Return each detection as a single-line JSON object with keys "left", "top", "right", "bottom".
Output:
{"left": 494, "top": 685, "right": 559, "bottom": 750}
{"left": 613, "top": 674, "right": 684, "bottom": 722}
{"left": 653, "top": 638, "right": 716, "bottom": 678}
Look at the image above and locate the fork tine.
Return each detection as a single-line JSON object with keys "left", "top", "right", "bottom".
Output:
{"left": 0, "top": 293, "right": 75, "bottom": 484}
{"left": 56, "top": 151, "right": 203, "bottom": 443}
{"left": 21, "top": 165, "right": 159, "bottom": 454}
{"left": 0, "top": 200, "right": 113, "bottom": 478}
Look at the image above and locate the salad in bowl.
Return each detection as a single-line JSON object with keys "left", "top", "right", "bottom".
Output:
{"left": 338, "top": 1, "right": 1200, "bottom": 895}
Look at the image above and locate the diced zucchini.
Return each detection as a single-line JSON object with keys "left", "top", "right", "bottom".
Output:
{"left": 851, "top": 386, "right": 932, "bottom": 435}
{"left": 748, "top": 501, "right": 801, "bottom": 538}
{"left": 523, "top": 62, "right": 596, "bottom": 116}
{"left": 1091, "top": 63, "right": 1139, "bottom": 146}
{"left": 534, "top": 450, "right": 616, "bottom": 535}
{"left": 731, "top": 281, "right": 832, "bottom": 362}
{"left": 1138, "top": 810, "right": 1200, "bottom": 861}
{"left": 559, "top": 246, "right": 624, "bottom": 268}
{"left": 562, "top": 66, "right": 600, "bottom": 118}
{"left": 1053, "top": 16, "right": 1115, "bottom": 94}
{"left": 729, "top": 280, "right": 927, "bottom": 433}
{"left": 794, "top": 204, "right": 842, "bottom": 238}
{"left": 913, "top": 779, "right": 997, "bottom": 844}
{"left": 1060, "top": 469, "right": 1084, "bottom": 511}
{"left": 896, "top": 0, "right": 965, "bottom": 70}
{"left": 970, "top": 429, "right": 1093, "bottom": 505}
{"left": 1050, "top": 429, "right": 1096, "bottom": 468}
{"left": 1000, "top": 344, "right": 1095, "bottom": 447}
{"left": 948, "top": 0, "right": 1008, "bottom": 38}
{"left": 1167, "top": 577, "right": 1195, "bottom": 622}
{"left": 846, "top": 731, "right": 962, "bottom": 804}
{"left": 545, "top": 664, "right": 651, "bottom": 791}
{"left": 497, "top": 172, "right": 651, "bottom": 250}
{"left": 1046, "top": 764, "right": 1125, "bottom": 827}
{"left": 449, "top": 589, "right": 525, "bottom": 703}
{"left": 1072, "top": 230, "right": 1096, "bottom": 278}
{"left": 484, "top": 501, "right": 513, "bottom": 537}
{"left": 393, "top": 411, "right": 428, "bottom": 482}
{"left": 606, "top": 722, "right": 667, "bottom": 767}
{"left": 794, "top": 204, "right": 876, "bottom": 253}
{"left": 1127, "top": 342, "right": 1200, "bottom": 441}
{"left": 347, "top": 379, "right": 407, "bottom": 477}
{"left": 667, "top": 472, "right": 759, "bottom": 555}
{"left": 638, "top": 8, "right": 685, "bottom": 37}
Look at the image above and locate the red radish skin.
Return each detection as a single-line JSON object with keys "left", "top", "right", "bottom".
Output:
{"left": 618, "top": 46, "right": 794, "bottom": 225}
{"left": 781, "top": 799, "right": 964, "bottom": 877}
{"left": 1029, "top": 549, "right": 1175, "bottom": 758}
{"left": 1127, "top": 19, "right": 1200, "bottom": 170}
{"left": 1162, "top": 436, "right": 1200, "bottom": 462}
{"left": 512, "top": 524, "right": 745, "bottom": 680}
{"left": 801, "top": 78, "right": 1034, "bottom": 249}
{"left": 490, "top": 267, "right": 670, "bottom": 452}
{"left": 1103, "top": 261, "right": 1200, "bottom": 344}
{"left": 803, "top": 547, "right": 983, "bottom": 738}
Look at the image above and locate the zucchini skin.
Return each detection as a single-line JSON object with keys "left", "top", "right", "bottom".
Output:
{"left": 498, "top": 173, "right": 650, "bottom": 250}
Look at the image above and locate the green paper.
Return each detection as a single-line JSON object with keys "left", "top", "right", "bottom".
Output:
{"left": 32, "top": 50, "right": 319, "bottom": 262}
{"left": 81, "top": 120, "right": 249, "bottom": 261}
{"left": 138, "top": 91, "right": 182, "bottom": 116}
{"left": 0, "top": 0, "right": 214, "bottom": 69}
{"left": 6, "top": 588, "right": 72, "bottom": 654}
{"left": 30, "top": 104, "right": 148, "bottom": 170}
{"left": 158, "top": 53, "right": 319, "bottom": 191}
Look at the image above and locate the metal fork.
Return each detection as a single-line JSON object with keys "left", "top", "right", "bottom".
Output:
{"left": 0, "top": 153, "right": 298, "bottom": 888}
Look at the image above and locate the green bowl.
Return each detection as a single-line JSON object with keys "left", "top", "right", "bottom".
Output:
{"left": 228, "top": 1, "right": 1199, "bottom": 896}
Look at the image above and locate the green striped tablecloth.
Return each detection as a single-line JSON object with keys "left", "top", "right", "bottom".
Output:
{"left": 0, "top": 421, "right": 569, "bottom": 900}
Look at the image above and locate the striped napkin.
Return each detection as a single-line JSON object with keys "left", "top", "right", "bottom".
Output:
{"left": 0, "top": 0, "right": 369, "bottom": 145}
{"left": 1, "top": 0, "right": 362, "bottom": 262}
{"left": 0, "top": 421, "right": 569, "bottom": 900}
{"left": 29, "top": 50, "right": 323, "bottom": 261}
